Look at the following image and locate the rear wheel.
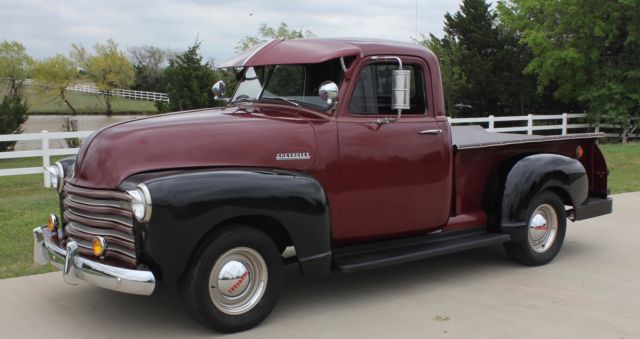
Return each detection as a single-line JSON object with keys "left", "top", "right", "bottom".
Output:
{"left": 504, "top": 191, "right": 567, "bottom": 266}
{"left": 178, "top": 226, "right": 283, "bottom": 333}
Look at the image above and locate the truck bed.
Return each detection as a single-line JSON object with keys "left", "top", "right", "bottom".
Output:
{"left": 448, "top": 125, "right": 604, "bottom": 229}
{"left": 452, "top": 125, "right": 603, "bottom": 150}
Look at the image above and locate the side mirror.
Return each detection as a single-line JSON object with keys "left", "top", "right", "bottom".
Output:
{"left": 391, "top": 69, "right": 410, "bottom": 110}
{"left": 318, "top": 81, "right": 338, "bottom": 106}
{"left": 212, "top": 80, "right": 226, "bottom": 100}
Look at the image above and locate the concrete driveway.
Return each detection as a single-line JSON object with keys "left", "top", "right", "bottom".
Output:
{"left": 1, "top": 192, "right": 638, "bottom": 338}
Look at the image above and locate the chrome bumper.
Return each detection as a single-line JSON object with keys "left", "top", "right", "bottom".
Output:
{"left": 33, "top": 226, "right": 155, "bottom": 295}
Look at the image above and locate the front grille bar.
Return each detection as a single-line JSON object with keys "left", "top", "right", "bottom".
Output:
{"left": 61, "top": 183, "right": 138, "bottom": 268}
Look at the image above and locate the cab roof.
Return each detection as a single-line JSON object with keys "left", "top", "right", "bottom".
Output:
{"left": 217, "top": 38, "right": 437, "bottom": 68}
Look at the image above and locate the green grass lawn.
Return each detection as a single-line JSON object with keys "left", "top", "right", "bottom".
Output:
{"left": 0, "top": 156, "right": 66, "bottom": 279}
{"left": 27, "top": 91, "right": 157, "bottom": 114}
{"left": 0, "top": 144, "right": 638, "bottom": 279}
{"left": 599, "top": 143, "right": 640, "bottom": 194}
{"left": 1, "top": 85, "right": 158, "bottom": 114}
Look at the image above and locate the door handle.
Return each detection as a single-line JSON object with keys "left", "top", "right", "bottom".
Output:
{"left": 418, "top": 129, "right": 442, "bottom": 135}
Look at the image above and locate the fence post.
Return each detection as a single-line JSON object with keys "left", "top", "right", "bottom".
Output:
{"left": 488, "top": 115, "right": 495, "bottom": 131}
{"left": 561, "top": 113, "right": 568, "bottom": 135}
{"left": 42, "top": 130, "right": 50, "bottom": 188}
{"left": 527, "top": 114, "right": 533, "bottom": 135}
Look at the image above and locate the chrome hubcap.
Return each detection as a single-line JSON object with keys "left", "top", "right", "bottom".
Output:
{"left": 208, "top": 247, "right": 268, "bottom": 315}
{"left": 528, "top": 204, "right": 558, "bottom": 253}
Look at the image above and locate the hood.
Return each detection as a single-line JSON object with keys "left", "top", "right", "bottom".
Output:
{"left": 72, "top": 105, "right": 319, "bottom": 189}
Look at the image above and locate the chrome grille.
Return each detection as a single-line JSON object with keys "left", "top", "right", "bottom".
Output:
{"left": 62, "top": 183, "right": 137, "bottom": 267}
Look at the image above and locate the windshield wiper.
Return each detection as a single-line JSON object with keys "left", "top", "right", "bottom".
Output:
{"left": 230, "top": 97, "right": 256, "bottom": 105}
{"left": 261, "top": 97, "right": 300, "bottom": 108}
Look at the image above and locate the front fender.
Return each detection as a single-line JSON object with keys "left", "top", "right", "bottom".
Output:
{"left": 121, "top": 168, "right": 331, "bottom": 283}
{"left": 501, "top": 154, "right": 588, "bottom": 238}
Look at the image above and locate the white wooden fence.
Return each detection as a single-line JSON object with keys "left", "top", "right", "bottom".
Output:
{"left": 0, "top": 113, "right": 636, "bottom": 187}
{"left": 22, "top": 79, "right": 169, "bottom": 103}
{"left": 67, "top": 84, "right": 170, "bottom": 103}
{"left": 0, "top": 131, "right": 94, "bottom": 187}
{"left": 448, "top": 113, "right": 638, "bottom": 139}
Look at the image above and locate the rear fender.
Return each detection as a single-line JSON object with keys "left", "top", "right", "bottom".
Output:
{"left": 500, "top": 154, "right": 588, "bottom": 240}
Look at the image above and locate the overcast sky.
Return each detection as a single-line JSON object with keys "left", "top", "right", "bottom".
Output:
{"left": 1, "top": 0, "right": 463, "bottom": 63}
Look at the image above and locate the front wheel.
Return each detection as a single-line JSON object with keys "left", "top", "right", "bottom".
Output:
{"left": 178, "top": 226, "right": 283, "bottom": 333}
{"left": 504, "top": 190, "right": 567, "bottom": 266}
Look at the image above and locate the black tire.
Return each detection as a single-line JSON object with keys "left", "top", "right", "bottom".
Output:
{"left": 178, "top": 226, "right": 283, "bottom": 333}
{"left": 503, "top": 190, "right": 567, "bottom": 266}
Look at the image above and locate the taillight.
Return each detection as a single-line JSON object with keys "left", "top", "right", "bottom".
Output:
{"left": 576, "top": 145, "right": 584, "bottom": 159}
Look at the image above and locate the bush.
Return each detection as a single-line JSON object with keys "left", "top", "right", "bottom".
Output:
{"left": 154, "top": 100, "right": 169, "bottom": 113}
{"left": 0, "top": 96, "right": 29, "bottom": 151}
{"left": 164, "top": 42, "right": 215, "bottom": 111}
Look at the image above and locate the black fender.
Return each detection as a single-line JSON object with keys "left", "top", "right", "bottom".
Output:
{"left": 500, "top": 154, "right": 588, "bottom": 241}
{"left": 121, "top": 168, "right": 331, "bottom": 283}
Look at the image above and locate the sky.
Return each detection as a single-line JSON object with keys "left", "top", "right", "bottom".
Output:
{"left": 1, "top": 0, "right": 463, "bottom": 63}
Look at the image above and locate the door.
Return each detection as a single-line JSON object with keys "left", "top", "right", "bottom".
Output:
{"left": 333, "top": 58, "right": 451, "bottom": 243}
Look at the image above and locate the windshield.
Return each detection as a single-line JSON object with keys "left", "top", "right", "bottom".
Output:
{"left": 231, "top": 58, "right": 344, "bottom": 108}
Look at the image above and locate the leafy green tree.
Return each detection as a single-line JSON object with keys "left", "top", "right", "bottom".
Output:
{"left": 0, "top": 40, "right": 33, "bottom": 97}
{"left": 0, "top": 96, "right": 29, "bottom": 151}
{"left": 0, "top": 41, "right": 31, "bottom": 148}
{"left": 71, "top": 39, "right": 135, "bottom": 116}
{"left": 499, "top": 0, "right": 640, "bottom": 140}
{"left": 236, "top": 22, "right": 315, "bottom": 52}
{"left": 420, "top": 34, "right": 468, "bottom": 116}
{"left": 163, "top": 41, "right": 215, "bottom": 111}
{"left": 421, "top": 0, "right": 541, "bottom": 117}
{"left": 33, "top": 54, "right": 80, "bottom": 114}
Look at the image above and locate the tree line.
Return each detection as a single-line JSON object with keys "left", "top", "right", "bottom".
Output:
{"left": 2, "top": 2, "right": 638, "bottom": 139}
{"left": 423, "top": 0, "right": 639, "bottom": 135}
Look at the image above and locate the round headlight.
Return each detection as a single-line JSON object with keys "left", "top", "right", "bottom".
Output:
{"left": 127, "top": 184, "right": 152, "bottom": 223}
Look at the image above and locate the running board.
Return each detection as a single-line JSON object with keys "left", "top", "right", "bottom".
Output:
{"left": 333, "top": 230, "right": 511, "bottom": 273}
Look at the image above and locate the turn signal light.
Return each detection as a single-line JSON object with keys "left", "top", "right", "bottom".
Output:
{"left": 93, "top": 236, "right": 107, "bottom": 258}
{"left": 576, "top": 145, "right": 584, "bottom": 159}
{"left": 47, "top": 214, "right": 58, "bottom": 232}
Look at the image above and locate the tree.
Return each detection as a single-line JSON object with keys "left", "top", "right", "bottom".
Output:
{"left": 71, "top": 39, "right": 135, "bottom": 116}
{"left": 499, "top": 0, "right": 640, "bottom": 140}
{"left": 33, "top": 54, "right": 80, "bottom": 114}
{"left": 0, "top": 41, "right": 31, "bottom": 150}
{"left": 163, "top": 41, "right": 216, "bottom": 111}
{"left": 236, "top": 22, "right": 315, "bottom": 52}
{"left": 0, "top": 96, "right": 29, "bottom": 151}
{"left": 420, "top": 34, "right": 468, "bottom": 116}
{"left": 129, "top": 45, "right": 168, "bottom": 92}
{"left": 420, "top": 0, "right": 541, "bottom": 117}
{"left": 0, "top": 40, "right": 33, "bottom": 97}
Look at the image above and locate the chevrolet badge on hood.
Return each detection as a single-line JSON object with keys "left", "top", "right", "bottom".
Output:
{"left": 275, "top": 152, "right": 311, "bottom": 161}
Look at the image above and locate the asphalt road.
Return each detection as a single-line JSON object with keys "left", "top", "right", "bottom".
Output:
{"left": 1, "top": 192, "right": 638, "bottom": 339}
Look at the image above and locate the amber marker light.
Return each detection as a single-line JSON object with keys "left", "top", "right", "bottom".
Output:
{"left": 576, "top": 145, "right": 584, "bottom": 159}
{"left": 93, "top": 236, "right": 107, "bottom": 258}
{"left": 47, "top": 214, "right": 58, "bottom": 232}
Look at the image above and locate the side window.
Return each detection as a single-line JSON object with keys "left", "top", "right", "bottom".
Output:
{"left": 348, "top": 63, "right": 427, "bottom": 115}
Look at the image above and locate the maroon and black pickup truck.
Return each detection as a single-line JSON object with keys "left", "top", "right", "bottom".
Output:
{"left": 34, "top": 38, "right": 612, "bottom": 332}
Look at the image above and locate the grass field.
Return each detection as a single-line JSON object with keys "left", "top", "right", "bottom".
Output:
{"left": 2, "top": 85, "right": 158, "bottom": 114}
{"left": 27, "top": 91, "right": 157, "bottom": 114}
{"left": 599, "top": 143, "right": 640, "bottom": 194}
{"left": 0, "top": 144, "right": 638, "bottom": 279}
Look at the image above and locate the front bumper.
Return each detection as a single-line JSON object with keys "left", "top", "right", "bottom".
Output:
{"left": 33, "top": 226, "right": 155, "bottom": 295}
